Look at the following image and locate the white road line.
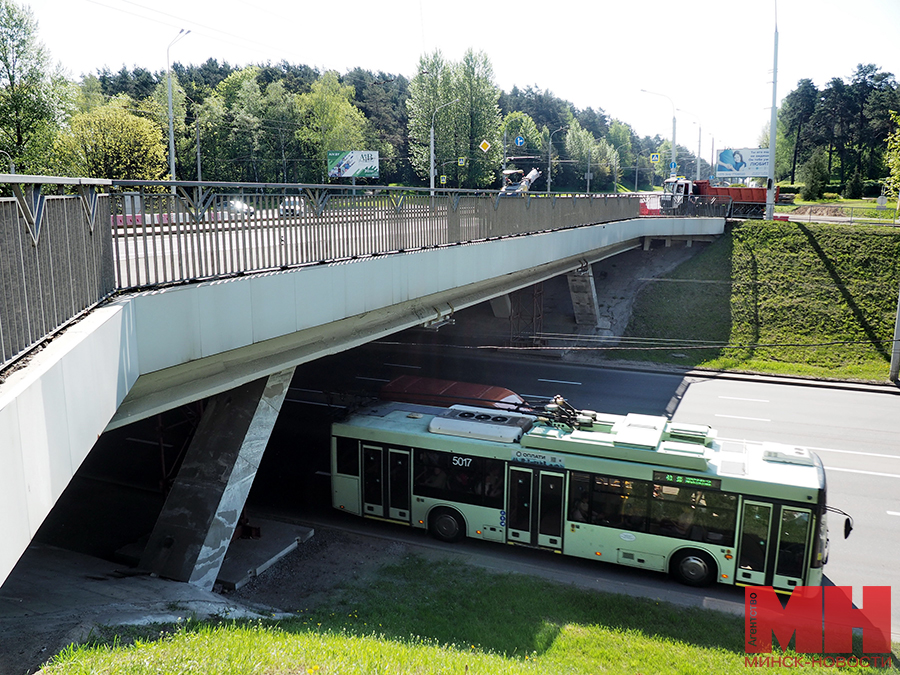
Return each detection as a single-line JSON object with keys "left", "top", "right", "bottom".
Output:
{"left": 538, "top": 378, "right": 582, "bottom": 386}
{"left": 718, "top": 396, "right": 769, "bottom": 403}
{"left": 383, "top": 363, "right": 421, "bottom": 369}
{"left": 825, "top": 466, "right": 900, "bottom": 480}
{"left": 887, "top": 511, "right": 900, "bottom": 517}
{"left": 355, "top": 376, "right": 391, "bottom": 382}
{"left": 714, "top": 414, "right": 771, "bottom": 422}
{"left": 719, "top": 438, "right": 900, "bottom": 461}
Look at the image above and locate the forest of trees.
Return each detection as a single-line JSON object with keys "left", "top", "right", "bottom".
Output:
{"left": 1, "top": 0, "right": 899, "bottom": 196}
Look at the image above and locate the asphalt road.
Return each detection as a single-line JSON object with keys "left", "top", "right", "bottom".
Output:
{"left": 294, "top": 341, "right": 900, "bottom": 639}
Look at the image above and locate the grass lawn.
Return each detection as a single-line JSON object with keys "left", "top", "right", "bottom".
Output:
{"left": 42, "top": 555, "right": 900, "bottom": 674}
{"left": 618, "top": 220, "right": 900, "bottom": 382}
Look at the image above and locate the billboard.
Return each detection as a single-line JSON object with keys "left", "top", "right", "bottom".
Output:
{"left": 716, "top": 148, "right": 770, "bottom": 179}
{"left": 327, "top": 151, "right": 379, "bottom": 179}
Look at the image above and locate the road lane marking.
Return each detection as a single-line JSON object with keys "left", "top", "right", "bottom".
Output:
{"left": 538, "top": 378, "right": 582, "bottom": 386}
{"left": 824, "top": 467, "right": 900, "bottom": 480}
{"left": 714, "top": 414, "right": 771, "bottom": 422}
{"left": 383, "top": 363, "right": 421, "bottom": 369}
{"left": 718, "top": 396, "right": 769, "bottom": 403}
{"left": 355, "top": 376, "right": 391, "bottom": 382}
{"left": 720, "top": 438, "right": 900, "bottom": 461}
{"left": 887, "top": 512, "right": 900, "bottom": 517}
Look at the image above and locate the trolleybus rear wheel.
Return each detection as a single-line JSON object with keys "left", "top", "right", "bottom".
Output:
{"left": 670, "top": 549, "right": 716, "bottom": 587}
{"left": 429, "top": 508, "right": 464, "bottom": 543}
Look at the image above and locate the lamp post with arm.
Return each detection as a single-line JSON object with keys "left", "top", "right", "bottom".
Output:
{"left": 167, "top": 29, "right": 190, "bottom": 192}
{"left": 547, "top": 126, "right": 566, "bottom": 194}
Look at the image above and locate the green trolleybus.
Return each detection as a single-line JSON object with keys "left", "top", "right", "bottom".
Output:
{"left": 330, "top": 396, "right": 833, "bottom": 590}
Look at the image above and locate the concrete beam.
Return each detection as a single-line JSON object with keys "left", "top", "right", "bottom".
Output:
{"left": 566, "top": 266, "right": 602, "bottom": 326}
{"left": 138, "top": 368, "right": 293, "bottom": 590}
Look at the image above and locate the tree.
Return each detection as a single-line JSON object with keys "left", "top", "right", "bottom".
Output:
{"left": 885, "top": 111, "right": 900, "bottom": 205}
{"left": 799, "top": 148, "right": 830, "bottom": 201}
{"left": 780, "top": 78, "right": 818, "bottom": 183}
{"left": 446, "top": 49, "right": 502, "bottom": 188}
{"left": 407, "top": 50, "right": 503, "bottom": 188}
{"left": 0, "top": 0, "right": 61, "bottom": 171}
{"left": 51, "top": 98, "right": 166, "bottom": 180}
{"left": 296, "top": 70, "right": 367, "bottom": 182}
{"left": 501, "top": 111, "right": 542, "bottom": 171}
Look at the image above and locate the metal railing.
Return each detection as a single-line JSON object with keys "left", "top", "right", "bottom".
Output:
{"left": 108, "top": 181, "right": 642, "bottom": 288}
{"left": 0, "top": 175, "right": 113, "bottom": 370}
{"left": 3, "top": 176, "right": 665, "bottom": 371}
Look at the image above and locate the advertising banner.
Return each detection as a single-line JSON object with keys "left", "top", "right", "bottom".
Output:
{"left": 716, "top": 148, "right": 770, "bottom": 179}
{"left": 327, "top": 151, "right": 379, "bottom": 179}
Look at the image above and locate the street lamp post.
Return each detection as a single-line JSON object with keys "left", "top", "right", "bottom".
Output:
{"left": 430, "top": 98, "right": 459, "bottom": 197}
{"left": 547, "top": 126, "right": 566, "bottom": 193}
{"left": 678, "top": 109, "right": 703, "bottom": 181}
{"left": 642, "top": 89, "right": 676, "bottom": 179}
{"left": 167, "top": 29, "right": 190, "bottom": 191}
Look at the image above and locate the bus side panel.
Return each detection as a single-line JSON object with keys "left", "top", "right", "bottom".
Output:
{"left": 333, "top": 475, "right": 361, "bottom": 515}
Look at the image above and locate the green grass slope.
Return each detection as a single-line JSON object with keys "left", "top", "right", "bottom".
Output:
{"left": 619, "top": 221, "right": 900, "bottom": 382}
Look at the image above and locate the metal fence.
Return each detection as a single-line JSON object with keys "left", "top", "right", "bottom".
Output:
{"left": 0, "top": 176, "right": 114, "bottom": 369}
{"left": 108, "top": 181, "right": 643, "bottom": 288}
{"left": 4, "top": 176, "right": 683, "bottom": 371}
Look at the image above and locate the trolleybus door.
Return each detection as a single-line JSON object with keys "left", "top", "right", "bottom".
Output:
{"left": 507, "top": 467, "right": 565, "bottom": 549}
{"left": 772, "top": 507, "right": 812, "bottom": 589}
{"left": 507, "top": 467, "right": 533, "bottom": 543}
{"left": 537, "top": 471, "right": 565, "bottom": 549}
{"left": 362, "top": 444, "right": 384, "bottom": 517}
{"left": 736, "top": 501, "right": 772, "bottom": 586}
{"left": 387, "top": 448, "right": 411, "bottom": 522}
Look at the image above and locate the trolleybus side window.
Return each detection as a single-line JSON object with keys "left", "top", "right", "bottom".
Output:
{"left": 567, "top": 472, "right": 651, "bottom": 531}
{"left": 335, "top": 436, "right": 360, "bottom": 475}
{"left": 648, "top": 485, "right": 737, "bottom": 546}
{"left": 413, "top": 450, "right": 504, "bottom": 508}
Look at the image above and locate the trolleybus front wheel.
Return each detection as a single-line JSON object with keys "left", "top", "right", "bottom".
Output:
{"left": 670, "top": 549, "right": 716, "bottom": 587}
{"left": 429, "top": 507, "right": 465, "bottom": 543}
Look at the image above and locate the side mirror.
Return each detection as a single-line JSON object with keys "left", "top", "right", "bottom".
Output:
{"left": 844, "top": 517, "right": 853, "bottom": 539}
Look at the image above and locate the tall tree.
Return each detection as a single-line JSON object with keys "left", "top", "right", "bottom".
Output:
{"left": 407, "top": 51, "right": 453, "bottom": 185}
{"left": 446, "top": 49, "right": 502, "bottom": 188}
{"left": 50, "top": 97, "right": 166, "bottom": 180}
{"left": 296, "top": 70, "right": 367, "bottom": 182}
{"left": 0, "top": 0, "right": 61, "bottom": 171}
{"left": 780, "top": 78, "right": 818, "bottom": 183}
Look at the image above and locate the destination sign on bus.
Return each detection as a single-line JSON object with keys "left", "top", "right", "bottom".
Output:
{"left": 653, "top": 471, "right": 721, "bottom": 490}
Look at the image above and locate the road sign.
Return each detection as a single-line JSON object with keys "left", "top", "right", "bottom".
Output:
{"left": 670, "top": 162, "right": 677, "bottom": 170}
{"left": 458, "top": 157, "right": 466, "bottom": 166}
{"left": 514, "top": 136, "right": 525, "bottom": 147}
{"left": 440, "top": 175, "right": 447, "bottom": 185}
{"left": 650, "top": 153, "right": 660, "bottom": 164}
{"left": 479, "top": 140, "right": 491, "bottom": 153}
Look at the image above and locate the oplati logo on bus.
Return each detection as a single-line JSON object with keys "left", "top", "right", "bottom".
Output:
{"left": 744, "top": 587, "right": 892, "bottom": 668}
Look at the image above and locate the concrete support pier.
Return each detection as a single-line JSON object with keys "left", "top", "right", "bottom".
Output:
{"left": 139, "top": 368, "right": 294, "bottom": 590}
{"left": 566, "top": 267, "right": 602, "bottom": 326}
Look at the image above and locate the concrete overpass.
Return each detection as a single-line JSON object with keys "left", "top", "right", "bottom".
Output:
{"left": 0, "top": 177, "right": 726, "bottom": 590}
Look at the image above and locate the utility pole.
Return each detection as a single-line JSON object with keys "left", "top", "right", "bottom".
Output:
{"left": 765, "top": 11, "right": 779, "bottom": 220}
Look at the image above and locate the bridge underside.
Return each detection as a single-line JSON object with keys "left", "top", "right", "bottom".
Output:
{"left": 1, "top": 217, "right": 723, "bottom": 588}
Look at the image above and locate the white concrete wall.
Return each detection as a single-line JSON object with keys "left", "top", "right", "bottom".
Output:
{"left": 0, "top": 217, "right": 723, "bottom": 586}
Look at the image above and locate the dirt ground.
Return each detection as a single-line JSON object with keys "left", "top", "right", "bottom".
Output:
{"left": 0, "top": 242, "right": 707, "bottom": 675}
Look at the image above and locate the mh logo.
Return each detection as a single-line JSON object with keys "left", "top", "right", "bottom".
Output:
{"left": 746, "top": 586, "right": 891, "bottom": 654}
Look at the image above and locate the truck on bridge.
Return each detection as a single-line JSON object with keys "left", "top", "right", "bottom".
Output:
{"left": 662, "top": 177, "right": 779, "bottom": 218}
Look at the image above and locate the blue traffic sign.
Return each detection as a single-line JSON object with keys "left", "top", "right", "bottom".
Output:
{"left": 670, "top": 162, "right": 677, "bottom": 169}
{"left": 514, "top": 136, "right": 525, "bottom": 147}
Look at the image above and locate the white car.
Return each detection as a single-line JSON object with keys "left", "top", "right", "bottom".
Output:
{"left": 222, "top": 199, "right": 255, "bottom": 217}
{"left": 279, "top": 196, "right": 305, "bottom": 216}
